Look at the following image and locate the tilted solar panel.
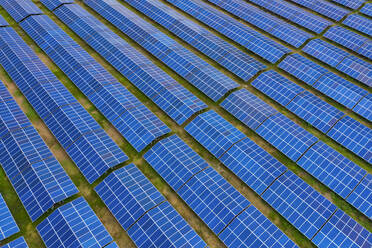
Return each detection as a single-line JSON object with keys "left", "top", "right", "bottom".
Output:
{"left": 303, "top": 39, "right": 348, "bottom": 67}
{"left": 353, "top": 94, "right": 372, "bottom": 122}
{"left": 360, "top": 3, "right": 372, "bottom": 17}
{"left": 0, "top": 0, "right": 42, "bottom": 22}
{"left": 37, "top": 197, "right": 114, "bottom": 248}
{"left": 185, "top": 110, "right": 246, "bottom": 158}
{"left": 0, "top": 15, "right": 8, "bottom": 26}
{"left": 1, "top": 237, "right": 28, "bottom": 248}
{"left": 337, "top": 56, "right": 372, "bottom": 87}
{"left": 343, "top": 14, "right": 372, "bottom": 36}
{"left": 0, "top": 194, "right": 19, "bottom": 240}
{"left": 347, "top": 174, "right": 372, "bottom": 219}
{"left": 330, "top": 0, "right": 364, "bottom": 9}
{"left": 41, "top": 0, "right": 73, "bottom": 11}
{"left": 297, "top": 141, "right": 366, "bottom": 199}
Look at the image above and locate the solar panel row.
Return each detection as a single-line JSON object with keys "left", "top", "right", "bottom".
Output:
{"left": 303, "top": 39, "right": 372, "bottom": 88}
{"left": 219, "top": 93, "right": 370, "bottom": 216}
{"left": 84, "top": 0, "right": 239, "bottom": 102}
{"left": 205, "top": 0, "right": 312, "bottom": 47}
{"left": 284, "top": 0, "right": 349, "bottom": 21}
{"left": 330, "top": 0, "right": 364, "bottom": 9}
{"left": 343, "top": 14, "right": 372, "bottom": 36}
{"left": 0, "top": 25, "right": 128, "bottom": 184}
{"left": 360, "top": 3, "right": 372, "bottom": 17}
{"left": 0, "top": 82, "right": 78, "bottom": 221}
{"left": 165, "top": 0, "right": 291, "bottom": 63}
{"left": 144, "top": 135, "right": 297, "bottom": 247}
{"left": 119, "top": 0, "right": 265, "bottom": 81}
{"left": 95, "top": 163, "right": 207, "bottom": 248}
{"left": 324, "top": 26, "right": 371, "bottom": 60}
{"left": 1, "top": 237, "right": 28, "bottom": 248}
{"left": 279, "top": 54, "right": 372, "bottom": 122}
{"left": 244, "top": 0, "right": 331, "bottom": 33}
{"left": 0, "top": 194, "right": 19, "bottom": 241}
{"left": 37, "top": 197, "right": 116, "bottom": 248}
{"left": 17, "top": 11, "right": 172, "bottom": 152}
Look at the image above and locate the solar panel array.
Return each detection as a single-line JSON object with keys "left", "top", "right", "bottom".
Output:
{"left": 0, "top": 82, "right": 78, "bottom": 221}
{"left": 95, "top": 163, "right": 207, "bottom": 248}
{"left": 244, "top": 0, "right": 331, "bottom": 33}
{"left": 205, "top": 0, "right": 312, "bottom": 47}
{"left": 1, "top": 237, "right": 28, "bottom": 248}
{"left": 145, "top": 135, "right": 297, "bottom": 247}
{"left": 118, "top": 0, "right": 266, "bottom": 81}
{"left": 0, "top": 194, "right": 19, "bottom": 241}
{"left": 165, "top": 0, "right": 291, "bottom": 63}
{"left": 37, "top": 197, "right": 115, "bottom": 248}
{"left": 19, "top": 14, "right": 171, "bottom": 151}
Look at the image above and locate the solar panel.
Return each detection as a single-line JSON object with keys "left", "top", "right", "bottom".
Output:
{"left": 343, "top": 14, "right": 372, "bottom": 36}
{"left": 144, "top": 135, "right": 209, "bottom": 190}
{"left": 1, "top": 237, "right": 29, "bottom": 248}
{"left": 279, "top": 54, "right": 367, "bottom": 109}
{"left": 252, "top": 70, "right": 304, "bottom": 106}
{"left": 0, "top": 15, "right": 8, "bottom": 26}
{"left": 330, "top": 0, "right": 364, "bottom": 9}
{"left": 119, "top": 0, "right": 266, "bottom": 81}
{"left": 0, "top": 0, "right": 42, "bottom": 22}
{"left": 337, "top": 55, "right": 372, "bottom": 87}
{"left": 0, "top": 194, "right": 19, "bottom": 240}
{"left": 327, "top": 116, "right": 372, "bottom": 164}
{"left": 37, "top": 197, "right": 114, "bottom": 248}
{"left": 219, "top": 205, "right": 298, "bottom": 248}
{"left": 347, "top": 174, "right": 372, "bottom": 219}
{"left": 185, "top": 110, "right": 246, "bottom": 158}
{"left": 256, "top": 114, "right": 318, "bottom": 161}
{"left": 220, "top": 138, "right": 287, "bottom": 194}
{"left": 353, "top": 94, "right": 372, "bottom": 122}
{"left": 312, "top": 210, "right": 372, "bottom": 247}
{"left": 0, "top": 26, "right": 128, "bottom": 184}
{"left": 95, "top": 164, "right": 206, "bottom": 247}
{"left": 40, "top": 0, "right": 73, "bottom": 11}
{"left": 262, "top": 171, "right": 337, "bottom": 239}
{"left": 245, "top": 0, "right": 331, "bottom": 33}
{"left": 165, "top": 0, "right": 291, "bottom": 63}
{"left": 221, "top": 89, "right": 278, "bottom": 130}
{"left": 285, "top": 0, "right": 349, "bottom": 21}
{"left": 360, "top": 3, "right": 372, "bottom": 17}
{"left": 85, "top": 0, "right": 238, "bottom": 102}
{"left": 205, "top": 0, "right": 312, "bottom": 47}
{"left": 297, "top": 141, "right": 366, "bottom": 199}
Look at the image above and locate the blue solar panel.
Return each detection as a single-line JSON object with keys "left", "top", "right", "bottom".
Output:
{"left": 245, "top": 0, "right": 331, "bottom": 33}
{"left": 0, "top": 15, "right": 8, "bottom": 26}
{"left": 1, "top": 237, "right": 28, "bottom": 248}
{"left": 312, "top": 210, "right": 372, "bottom": 247}
{"left": 37, "top": 197, "right": 114, "bottom": 248}
{"left": 119, "top": 0, "right": 266, "bottom": 81}
{"left": 0, "top": 0, "right": 42, "bottom": 22}
{"left": 337, "top": 55, "right": 372, "bottom": 87}
{"left": 221, "top": 89, "right": 278, "bottom": 130}
{"left": 205, "top": 0, "right": 312, "bottom": 47}
{"left": 297, "top": 141, "right": 366, "bottom": 199}
{"left": 219, "top": 205, "right": 298, "bottom": 248}
{"left": 330, "top": 0, "right": 364, "bottom": 9}
{"left": 324, "top": 26, "right": 371, "bottom": 59}
{"left": 252, "top": 70, "right": 304, "bottom": 106}
{"left": 347, "top": 174, "right": 372, "bottom": 219}
{"left": 220, "top": 138, "right": 287, "bottom": 194}
{"left": 279, "top": 54, "right": 368, "bottom": 110}
{"left": 327, "top": 116, "right": 372, "bottom": 164}
{"left": 0, "top": 26, "right": 128, "bottom": 184}
{"left": 256, "top": 114, "right": 318, "bottom": 161}
{"left": 262, "top": 171, "right": 337, "bottom": 239}
{"left": 95, "top": 164, "right": 206, "bottom": 247}
{"left": 165, "top": 0, "right": 290, "bottom": 63}
{"left": 40, "top": 0, "right": 73, "bottom": 11}
{"left": 360, "top": 3, "right": 372, "bottom": 17}
{"left": 285, "top": 0, "right": 349, "bottom": 21}
{"left": 0, "top": 194, "right": 19, "bottom": 240}
{"left": 185, "top": 110, "right": 246, "bottom": 158}
{"left": 343, "top": 14, "right": 372, "bottom": 36}
{"left": 353, "top": 94, "right": 372, "bottom": 122}
{"left": 144, "top": 135, "right": 209, "bottom": 190}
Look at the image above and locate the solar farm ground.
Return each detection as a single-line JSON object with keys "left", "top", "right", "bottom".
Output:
{"left": 0, "top": 0, "right": 371, "bottom": 247}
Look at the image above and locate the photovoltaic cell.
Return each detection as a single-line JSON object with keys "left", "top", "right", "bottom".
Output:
{"left": 297, "top": 141, "right": 366, "bottom": 199}
{"left": 343, "top": 14, "right": 372, "bottom": 36}
{"left": 1, "top": 237, "right": 28, "bottom": 248}
{"left": 0, "top": 0, "right": 42, "bottom": 22}
{"left": 0, "top": 194, "right": 19, "bottom": 240}
{"left": 262, "top": 171, "right": 337, "bottom": 239}
{"left": 221, "top": 89, "right": 278, "bottom": 130}
{"left": 119, "top": 0, "right": 266, "bottom": 81}
{"left": 312, "top": 210, "right": 372, "bottom": 248}
{"left": 256, "top": 114, "right": 318, "bottom": 161}
{"left": 347, "top": 174, "right": 372, "bottom": 219}
{"left": 37, "top": 197, "right": 114, "bottom": 248}
{"left": 144, "top": 135, "right": 208, "bottom": 190}
{"left": 185, "top": 110, "right": 246, "bottom": 158}
{"left": 327, "top": 116, "right": 372, "bottom": 164}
